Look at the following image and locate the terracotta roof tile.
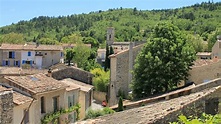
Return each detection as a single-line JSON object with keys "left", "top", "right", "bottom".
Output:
{"left": 4, "top": 73, "right": 68, "bottom": 94}
{"left": 0, "top": 43, "right": 63, "bottom": 51}
{"left": 60, "top": 78, "right": 93, "bottom": 92}
{"left": 0, "top": 86, "right": 32, "bottom": 105}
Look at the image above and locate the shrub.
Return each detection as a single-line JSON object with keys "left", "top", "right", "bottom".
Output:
{"left": 85, "top": 107, "right": 115, "bottom": 119}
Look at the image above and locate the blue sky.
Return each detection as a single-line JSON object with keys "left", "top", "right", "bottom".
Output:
{"left": 0, "top": 0, "right": 220, "bottom": 27}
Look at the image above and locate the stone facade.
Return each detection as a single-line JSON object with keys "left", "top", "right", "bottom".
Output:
{"left": 52, "top": 66, "right": 93, "bottom": 84}
{"left": 77, "top": 78, "right": 221, "bottom": 124}
{"left": 188, "top": 60, "right": 221, "bottom": 85}
{"left": 108, "top": 44, "right": 144, "bottom": 106}
{"left": 0, "top": 90, "right": 13, "bottom": 124}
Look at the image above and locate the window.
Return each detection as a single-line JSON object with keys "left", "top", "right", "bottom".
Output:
{"left": 14, "top": 60, "right": 20, "bottom": 66}
{"left": 24, "top": 109, "right": 29, "bottom": 124}
{"left": 25, "top": 61, "right": 30, "bottom": 64}
{"left": 68, "top": 95, "right": 75, "bottom": 108}
{"left": 60, "top": 52, "right": 63, "bottom": 57}
{"left": 41, "top": 97, "right": 45, "bottom": 113}
{"left": 9, "top": 51, "right": 15, "bottom": 59}
{"left": 28, "top": 51, "right": 31, "bottom": 56}
{"left": 53, "top": 96, "right": 59, "bottom": 112}
{"left": 5, "top": 60, "right": 9, "bottom": 66}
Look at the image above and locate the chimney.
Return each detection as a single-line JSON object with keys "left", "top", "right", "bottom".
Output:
{"left": 47, "top": 68, "right": 52, "bottom": 77}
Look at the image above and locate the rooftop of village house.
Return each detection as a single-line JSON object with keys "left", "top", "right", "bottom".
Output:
{"left": 0, "top": 86, "right": 32, "bottom": 105}
{"left": 0, "top": 67, "right": 48, "bottom": 75}
{"left": 196, "top": 52, "right": 212, "bottom": 56}
{"left": 77, "top": 86, "right": 220, "bottom": 124}
{"left": 60, "top": 78, "right": 94, "bottom": 92}
{"left": 4, "top": 73, "right": 68, "bottom": 94}
{"left": 191, "top": 58, "right": 219, "bottom": 68}
{"left": 0, "top": 43, "right": 63, "bottom": 51}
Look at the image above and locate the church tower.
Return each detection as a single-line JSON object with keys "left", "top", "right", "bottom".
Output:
{"left": 106, "top": 27, "right": 115, "bottom": 46}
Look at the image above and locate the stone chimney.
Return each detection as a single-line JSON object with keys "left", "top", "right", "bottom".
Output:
{"left": 0, "top": 89, "right": 13, "bottom": 124}
{"left": 47, "top": 68, "right": 52, "bottom": 77}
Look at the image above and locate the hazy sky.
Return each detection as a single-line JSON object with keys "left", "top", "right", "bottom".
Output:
{"left": 0, "top": 0, "right": 220, "bottom": 27}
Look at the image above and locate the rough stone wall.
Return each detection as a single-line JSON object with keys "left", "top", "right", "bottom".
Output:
{"left": 0, "top": 90, "right": 13, "bottom": 124}
{"left": 109, "top": 44, "right": 144, "bottom": 106}
{"left": 52, "top": 67, "right": 93, "bottom": 84}
{"left": 188, "top": 60, "right": 221, "bottom": 85}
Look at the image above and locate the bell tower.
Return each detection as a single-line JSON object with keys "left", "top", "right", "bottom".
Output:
{"left": 106, "top": 27, "right": 114, "bottom": 46}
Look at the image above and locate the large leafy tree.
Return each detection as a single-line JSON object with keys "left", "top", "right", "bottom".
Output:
{"left": 132, "top": 22, "right": 196, "bottom": 98}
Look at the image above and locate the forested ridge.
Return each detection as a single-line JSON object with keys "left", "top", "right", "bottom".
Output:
{"left": 0, "top": 2, "right": 221, "bottom": 51}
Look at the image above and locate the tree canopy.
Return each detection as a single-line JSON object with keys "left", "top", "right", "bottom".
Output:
{"left": 132, "top": 22, "right": 196, "bottom": 98}
{"left": 0, "top": 2, "right": 221, "bottom": 53}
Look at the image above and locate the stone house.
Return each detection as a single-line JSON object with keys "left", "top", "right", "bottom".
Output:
{"left": 1, "top": 73, "right": 80, "bottom": 124}
{"left": 96, "top": 49, "right": 106, "bottom": 67}
{"left": 211, "top": 35, "right": 221, "bottom": 59}
{"left": 60, "top": 78, "right": 94, "bottom": 119}
{"left": 0, "top": 43, "right": 64, "bottom": 69}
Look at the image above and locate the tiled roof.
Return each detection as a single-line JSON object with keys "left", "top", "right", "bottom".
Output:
{"left": 0, "top": 86, "right": 32, "bottom": 105}
{"left": 60, "top": 78, "right": 93, "bottom": 92}
{"left": 60, "top": 79, "right": 80, "bottom": 91}
{"left": 196, "top": 52, "right": 211, "bottom": 56}
{"left": 0, "top": 67, "right": 48, "bottom": 75}
{"left": 4, "top": 73, "right": 68, "bottom": 94}
{"left": 192, "top": 59, "right": 219, "bottom": 68}
{"left": 0, "top": 43, "right": 63, "bottom": 51}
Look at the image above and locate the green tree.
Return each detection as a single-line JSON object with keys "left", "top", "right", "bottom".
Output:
{"left": 72, "top": 43, "right": 91, "bottom": 68}
{"left": 132, "top": 22, "right": 196, "bottom": 98}
{"left": 90, "top": 68, "right": 110, "bottom": 92}
{"left": 65, "top": 48, "right": 75, "bottom": 66}
{"left": 104, "top": 44, "right": 110, "bottom": 71}
{"left": 83, "top": 37, "right": 99, "bottom": 48}
{"left": 61, "top": 33, "right": 83, "bottom": 44}
{"left": 117, "top": 97, "right": 124, "bottom": 112}
{"left": 208, "top": 28, "right": 221, "bottom": 51}
{"left": 0, "top": 32, "right": 25, "bottom": 44}
{"left": 38, "top": 37, "right": 60, "bottom": 45}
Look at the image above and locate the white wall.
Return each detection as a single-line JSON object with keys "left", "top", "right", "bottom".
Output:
{"left": 21, "top": 51, "right": 35, "bottom": 64}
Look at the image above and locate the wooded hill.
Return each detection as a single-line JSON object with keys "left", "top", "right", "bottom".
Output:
{"left": 0, "top": 2, "right": 221, "bottom": 51}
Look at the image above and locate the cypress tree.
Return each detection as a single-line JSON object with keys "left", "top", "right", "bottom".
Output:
{"left": 104, "top": 44, "right": 110, "bottom": 71}
{"left": 117, "top": 96, "right": 124, "bottom": 112}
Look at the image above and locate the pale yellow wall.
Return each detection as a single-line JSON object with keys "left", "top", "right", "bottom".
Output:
{"left": 32, "top": 89, "right": 66, "bottom": 124}
{"left": 60, "top": 89, "right": 79, "bottom": 123}
{"left": 79, "top": 91, "right": 86, "bottom": 120}
{"left": 13, "top": 101, "right": 35, "bottom": 124}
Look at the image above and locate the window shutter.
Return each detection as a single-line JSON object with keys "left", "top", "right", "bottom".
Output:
{"left": 18, "top": 61, "right": 20, "bottom": 67}
{"left": 12, "top": 52, "right": 15, "bottom": 58}
{"left": 14, "top": 60, "right": 15, "bottom": 66}
{"left": 68, "top": 96, "right": 71, "bottom": 108}
{"left": 73, "top": 95, "right": 75, "bottom": 105}
{"left": 8, "top": 60, "right": 10, "bottom": 66}
{"left": 22, "top": 60, "right": 25, "bottom": 64}
{"left": 30, "top": 60, "right": 32, "bottom": 66}
{"left": 2, "top": 60, "right": 5, "bottom": 66}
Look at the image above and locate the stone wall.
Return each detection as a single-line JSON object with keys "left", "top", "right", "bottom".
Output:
{"left": 108, "top": 44, "right": 144, "bottom": 106}
{"left": 0, "top": 90, "right": 13, "bottom": 124}
{"left": 52, "top": 66, "right": 93, "bottom": 84}
{"left": 93, "top": 91, "right": 107, "bottom": 103}
{"left": 188, "top": 60, "right": 221, "bottom": 85}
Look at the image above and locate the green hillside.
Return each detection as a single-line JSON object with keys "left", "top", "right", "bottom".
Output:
{"left": 0, "top": 2, "right": 221, "bottom": 51}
